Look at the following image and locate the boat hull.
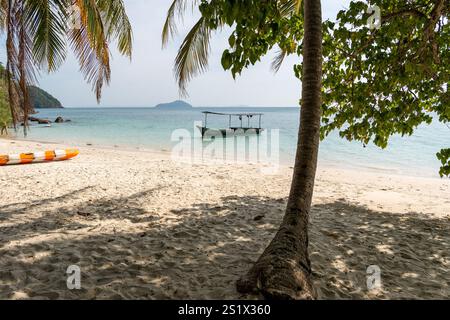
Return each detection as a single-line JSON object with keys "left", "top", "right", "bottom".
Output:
{"left": 0, "top": 149, "right": 79, "bottom": 166}
{"left": 197, "top": 126, "right": 264, "bottom": 138}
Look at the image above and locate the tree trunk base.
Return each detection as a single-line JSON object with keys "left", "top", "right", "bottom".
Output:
{"left": 236, "top": 253, "right": 317, "bottom": 300}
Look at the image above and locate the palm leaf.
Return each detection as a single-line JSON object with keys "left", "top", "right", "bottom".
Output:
{"left": 69, "top": 0, "right": 111, "bottom": 102}
{"left": 162, "top": 0, "right": 197, "bottom": 48}
{"left": 271, "top": 49, "right": 288, "bottom": 73}
{"left": 69, "top": 24, "right": 110, "bottom": 102}
{"left": 174, "top": 17, "right": 210, "bottom": 96}
{"left": 279, "top": 0, "right": 302, "bottom": 16}
{"left": 25, "top": 0, "right": 67, "bottom": 72}
{"left": 96, "top": 0, "right": 133, "bottom": 58}
{"left": 6, "top": 0, "right": 37, "bottom": 129}
{"left": 4, "top": 0, "right": 133, "bottom": 129}
{"left": 272, "top": 0, "right": 302, "bottom": 73}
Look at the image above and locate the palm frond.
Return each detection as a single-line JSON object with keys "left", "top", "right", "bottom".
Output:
{"left": 279, "top": 0, "right": 302, "bottom": 17}
{"left": 271, "top": 49, "right": 288, "bottom": 73}
{"left": 174, "top": 16, "right": 210, "bottom": 96}
{"left": 96, "top": 0, "right": 133, "bottom": 58}
{"left": 70, "top": 0, "right": 111, "bottom": 102}
{"left": 25, "top": 0, "right": 67, "bottom": 72}
{"left": 6, "top": 0, "right": 37, "bottom": 129}
{"left": 162, "top": 0, "right": 185, "bottom": 48}
{"left": 162, "top": 0, "right": 200, "bottom": 48}
{"left": 4, "top": 0, "right": 133, "bottom": 130}
{"left": 295, "top": 0, "right": 302, "bottom": 15}
{"left": 162, "top": 0, "right": 180, "bottom": 48}
{"left": 272, "top": 0, "right": 302, "bottom": 73}
{"left": 69, "top": 25, "right": 110, "bottom": 102}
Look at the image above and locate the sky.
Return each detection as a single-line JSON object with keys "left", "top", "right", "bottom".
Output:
{"left": 1, "top": 0, "right": 352, "bottom": 108}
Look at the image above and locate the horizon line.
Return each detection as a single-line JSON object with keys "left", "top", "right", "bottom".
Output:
{"left": 53, "top": 105, "right": 300, "bottom": 109}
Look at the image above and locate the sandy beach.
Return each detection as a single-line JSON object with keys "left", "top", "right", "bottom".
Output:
{"left": 0, "top": 138, "right": 449, "bottom": 300}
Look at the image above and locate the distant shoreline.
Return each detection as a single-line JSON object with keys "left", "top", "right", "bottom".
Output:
{"left": 44, "top": 106, "right": 300, "bottom": 109}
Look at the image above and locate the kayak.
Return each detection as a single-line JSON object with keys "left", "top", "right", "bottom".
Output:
{"left": 0, "top": 149, "right": 79, "bottom": 166}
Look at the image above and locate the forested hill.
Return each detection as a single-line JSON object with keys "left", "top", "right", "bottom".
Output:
{"left": 154, "top": 100, "right": 192, "bottom": 110}
{"left": 0, "top": 63, "right": 62, "bottom": 109}
{"left": 28, "top": 86, "right": 63, "bottom": 109}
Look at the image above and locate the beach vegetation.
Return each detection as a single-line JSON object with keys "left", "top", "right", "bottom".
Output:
{"left": 0, "top": 63, "right": 11, "bottom": 135}
{"left": 0, "top": 87, "right": 11, "bottom": 136}
{"left": 28, "top": 86, "right": 63, "bottom": 109}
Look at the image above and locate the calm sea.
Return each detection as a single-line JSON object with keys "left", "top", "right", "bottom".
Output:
{"left": 11, "top": 107, "right": 449, "bottom": 178}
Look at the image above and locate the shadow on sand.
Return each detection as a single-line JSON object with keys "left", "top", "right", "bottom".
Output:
{"left": 0, "top": 189, "right": 449, "bottom": 299}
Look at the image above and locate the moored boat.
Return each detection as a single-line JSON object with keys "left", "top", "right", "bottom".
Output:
{"left": 198, "top": 111, "right": 264, "bottom": 138}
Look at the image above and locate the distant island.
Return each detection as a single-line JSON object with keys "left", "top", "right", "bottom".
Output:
{"left": 29, "top": 86, "right": 63, "bottom": 109}
{"left": 154, "top": 100, "right": 192, "bottom": 110}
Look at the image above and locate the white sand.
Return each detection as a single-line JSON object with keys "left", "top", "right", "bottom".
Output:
{"left": 1, "top": 138, "right": 449, "bottom": 300}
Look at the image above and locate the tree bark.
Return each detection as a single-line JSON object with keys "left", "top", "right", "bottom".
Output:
{"left": 18, "top": 1, "right": 33, "bottom": 134}
{"left": 6, "top": 0, "right": 20, "bottom": 127}
{"left": 237, "top": 0, "right": 323, "bottom": 300}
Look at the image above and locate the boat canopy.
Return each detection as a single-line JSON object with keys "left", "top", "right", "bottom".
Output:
{"left": 201, "top": 111, "right": 264, "bottom": 117}
{"left": 198, "top": 111, "right": 265, "bottom": 138}
{"left": 201, "top": 111, "right": 264, "bottom": 130}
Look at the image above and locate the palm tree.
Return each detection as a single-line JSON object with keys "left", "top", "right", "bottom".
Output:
{"left": 0, "top": 0, "right": 133, "bottom": 131}
{"left": 163, "top": 0, "right": 321, "bottom": 299}
{"left": 237, "top": 0, "right": 322, "bottom": 300}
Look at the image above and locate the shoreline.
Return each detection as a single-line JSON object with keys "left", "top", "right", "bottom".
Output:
{"left": 2, "top": 136, "right": 445, "bottom": 181}
{"left": 1, "top": 138, "right": 449, "bottom": 299}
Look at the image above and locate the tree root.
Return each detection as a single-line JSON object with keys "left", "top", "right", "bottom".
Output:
{"left": 237, "top": 254, "right": 317, "bottom": 300}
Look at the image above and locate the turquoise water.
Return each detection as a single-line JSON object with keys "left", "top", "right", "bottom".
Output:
{"left": 12, "top": 107, "right": 449, "bottom": 178}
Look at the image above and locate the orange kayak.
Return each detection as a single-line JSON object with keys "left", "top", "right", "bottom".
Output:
{"left": 0, "top": 149, "right": 79, "bottom": 166}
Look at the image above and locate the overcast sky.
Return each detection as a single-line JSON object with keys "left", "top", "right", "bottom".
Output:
{"left": 1, "top": 0, "right": 352, "bottom": 107}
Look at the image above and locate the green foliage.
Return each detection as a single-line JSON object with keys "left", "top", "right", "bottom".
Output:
{"left": 197, "top": 0, "right": 303, "bottom": 78}
{"left": 319, "top": 0, "right": 449, "bottom": 176}
{"left": 0, "top": 83, "right": 12, "bottom": 131}
{"left": 437, "top": 148, "right": 450, "bottom": 177}
{"left": 184, "top": 0, "right": 449, "bottom": 176}
{"left": 0, "top": 63, "right": 11, "bottom": 129}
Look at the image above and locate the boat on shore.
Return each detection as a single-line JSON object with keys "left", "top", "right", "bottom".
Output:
{"left": 0, "top": 149, "right": 79, "bottom": 166}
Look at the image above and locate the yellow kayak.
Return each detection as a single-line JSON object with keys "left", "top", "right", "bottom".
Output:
{"left": 0, "top": 149, "right": 79, "bottom": 166}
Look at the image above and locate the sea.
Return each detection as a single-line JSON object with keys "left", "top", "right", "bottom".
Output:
{"left": 10, "top": 107, "right": 449, "bottom": 178}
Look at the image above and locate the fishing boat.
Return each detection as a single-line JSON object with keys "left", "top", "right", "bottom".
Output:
{"left": 0, "top": 149, "right": 79, "bottom": 166}
{"left": 197, "top": 111, "right": 264, "bottom": 138}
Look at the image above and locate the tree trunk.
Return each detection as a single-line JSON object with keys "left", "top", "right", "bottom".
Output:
{"left": 236, "top": 0, "right": 323, "bottom": 300}
{"left": 18, "top": 1, "right": 32, "bottom": 134}
{"left": 6, "top": 0, "right": 20, "bottom": 127}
